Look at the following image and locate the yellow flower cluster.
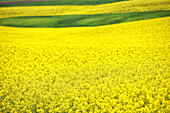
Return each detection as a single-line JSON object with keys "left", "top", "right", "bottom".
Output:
{"left": 0, "top": 17, "right": 170, "bottom": 112}
{"left": 0, "top": 0, "right": 170, "bottom": 18}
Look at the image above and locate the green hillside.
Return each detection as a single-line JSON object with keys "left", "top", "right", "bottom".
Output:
{"left": 0, "top": 11, "right": 169, "bottom": 28}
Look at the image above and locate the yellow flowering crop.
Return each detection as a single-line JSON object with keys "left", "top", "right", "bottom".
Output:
{"left": 0, "top": 0, "right": 170, "bottom": 18}
{"left": 0, "top": 17, "right": 170, "bottom": 112}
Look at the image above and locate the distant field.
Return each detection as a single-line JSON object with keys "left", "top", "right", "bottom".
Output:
{"left": 0, "top": 0, "right": 52, "bottom": 4}
{"left": 0, "top": 17, "right": 169, "bottom": 46}
{"left": 0, "top": 0, "right": 127, "bottom": 6}
{"left": 0, "top": 0, "right": 169, "bottom": 19}
{"left": 0, "top": 0, "right": 23, "bottom": 3}
{"left": 0, "top": 11, "right": 169, "bottom": 28}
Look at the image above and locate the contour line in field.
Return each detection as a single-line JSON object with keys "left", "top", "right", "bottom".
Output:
{"left": 0, "top": 0, "right": 170, "bottom": 18}
{"left": 0, "top": 11, "right": 169, "bottom": 28}
{"left": 0, "top": 17, "right": 169, "bottom": 47}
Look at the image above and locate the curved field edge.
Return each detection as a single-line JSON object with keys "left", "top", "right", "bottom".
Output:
{"left": 0, "top": 0, "right": 170, "bottom": 19}
{"left": 0, "top": 0, "right": 127, "bottom": 6}
{"left": 0, "top": 11, "right": 169, "bottom": 28}
{"left": 0, "top": 17, "right": 169, "bottom": 47}
{"left": 0, "top": 17, "right": 169, "bottom": 112}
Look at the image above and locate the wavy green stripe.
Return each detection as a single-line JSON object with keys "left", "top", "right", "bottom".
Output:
{"left": 0, "top": 11, "right": 169, "bottom": 28}
{"left": 0, "top": 0, "right": 127, "bottom": 7}
{"left": 0, "top": 0, "right": 23, "bottom": 3}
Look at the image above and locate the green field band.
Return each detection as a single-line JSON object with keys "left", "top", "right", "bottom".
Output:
{"left": 0, "top": 11, "right": 169, "bottom": 28}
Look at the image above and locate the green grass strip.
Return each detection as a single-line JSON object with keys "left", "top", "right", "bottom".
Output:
{"left": 0, "top": 0, "right": 24, "bottom": 3}
{"left": 0, "top": 11, "right": 169, "bottom": 28}
{"left": 0, "top": 0, "right": 127, "bottom": 7}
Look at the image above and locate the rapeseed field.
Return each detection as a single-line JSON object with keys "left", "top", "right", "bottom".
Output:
{"left": 0, "top": 0, "right": 170, "bottom": 18}
{"left": 0, "top": 0, "right": 170, "bottom": 113}
{"left": 0, "top": 17, "right": 170, "bottom": 112}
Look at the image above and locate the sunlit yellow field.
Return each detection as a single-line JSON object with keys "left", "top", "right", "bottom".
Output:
{"left": 0, "top": 17, "right": 170, "bottom": 112}
{"left": 0, "top": 17, "right": 169, "bottom": 46}
{"left": 0, "top": 0, "right": 170, "bottom": 18}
